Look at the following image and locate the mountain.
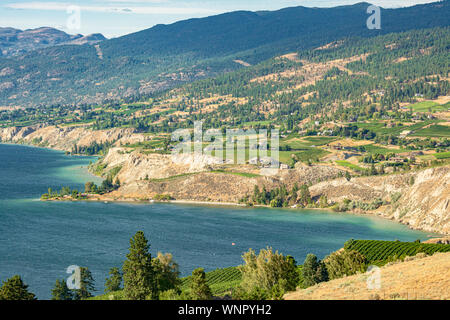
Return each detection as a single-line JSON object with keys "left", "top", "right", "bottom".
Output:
{"left": 0, "top": 1, "right": 449, "bottom": 108}
{"left": 0, "top": 27, "right": 106, "bottom": 57}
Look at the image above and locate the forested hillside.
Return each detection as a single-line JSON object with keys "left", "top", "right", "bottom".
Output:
{"left": 0, "top": 1, "right": 449, "bottom": 107}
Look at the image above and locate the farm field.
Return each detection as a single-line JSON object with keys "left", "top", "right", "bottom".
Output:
{"left": 363, "top": 144, "right": 407, "bottom": 155}
{"left": 434, "top": 151, "right": 450, "bottom": 159}
{"left": 407, "top": 100, "right": 450, "bottom": 112}
{"left": 344, "top": 239, "right": 450, "bottom": 265}
{"left": 411, "top": 124, "right": 450, "bottom": 138}
{"left": 335, "top": 160, "right": 366, "bottom": 172}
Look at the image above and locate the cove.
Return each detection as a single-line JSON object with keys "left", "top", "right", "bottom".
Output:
{"left": 0, "top": 143, "right": 436, "bottom": 299}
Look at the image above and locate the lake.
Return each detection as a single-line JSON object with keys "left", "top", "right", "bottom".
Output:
{"left": 0, "top": 143, "right": 434, "bottom": 299}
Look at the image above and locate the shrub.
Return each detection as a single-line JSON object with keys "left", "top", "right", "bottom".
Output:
{"left": 302, "top": 254, "right": 328, "bottom": 287}
{"left": 324, "top": 250, "right": 367, "bottom": 280}
{"left": 236, "top": 248, "right": 298, "bottom": 299}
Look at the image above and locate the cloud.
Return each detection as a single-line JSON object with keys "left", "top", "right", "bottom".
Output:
{"left": 5, "top": 2, "right": 219, "bottom": 15}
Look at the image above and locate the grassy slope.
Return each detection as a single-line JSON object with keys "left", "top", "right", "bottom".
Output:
{"left": 284, "top": 252, "right": 450, "bottom": 300}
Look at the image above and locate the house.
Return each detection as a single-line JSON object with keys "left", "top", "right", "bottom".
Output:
{"left": 390, "top": 156, "right": 404, "bottom": 163}
{"left": 280, "top": 163, "right": 290, "bottom": 170}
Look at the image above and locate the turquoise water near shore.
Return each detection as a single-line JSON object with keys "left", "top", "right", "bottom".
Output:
{"left": 0, "top": 143, "right": 436, "bottom": 299}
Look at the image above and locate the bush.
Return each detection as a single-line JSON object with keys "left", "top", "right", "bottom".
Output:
{"left": 302, "top": 254, "right": 328, "bottom": 287}
{"left": 189, "top": 268, "right": 212, "bottom": 300}
{"left": 236, "top": 247, "right": 298, "bottom": 299}
{"left": 324, "top": 250, "right": 367, "bottom": 280}
{"left": 0, "top": 275, "right": 36, "bottom": 300}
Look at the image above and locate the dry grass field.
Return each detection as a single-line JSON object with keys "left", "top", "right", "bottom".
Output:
{"left": 285, "top": 252, "right": 450, "bottom": 300}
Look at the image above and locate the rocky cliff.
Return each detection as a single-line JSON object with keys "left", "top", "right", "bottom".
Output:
{"left": 309, "top": 166, "right": 450, "bottom": 234}
{"left": 0, "top": 125, "right": 146, "bottom": 151}
{"left": 1, "top": 125, "right": 448, "bottom": 234}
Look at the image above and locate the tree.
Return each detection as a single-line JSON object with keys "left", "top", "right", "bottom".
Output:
{"left": 345, "top": 171, "right": 352, "bottom": 181}
{"left": 298, "top": 184, "right": 311, "bottom": 206}
{"left": 189, "top": 268, "right": 212, "bottom": 300}
{"left": 122, "top": 231, "right": 156, "bottom": 300}
{"left": 319, "top": 195, "right": 328, "bottom": 208}
{"left": 84, "top": 182, "right": 95, "bottom": 193}
{"left": 302, "top": 254, "right": 328, "bottom": 287}
{"left": 0, "top": 275, "right": 36, "bottom": 300}
{"left": 236, "top": 247, "right": 298, "bottom": 300}
{"left": 51, "top": 279, "right": 73, "bottom": 300}
{"left": 104, "top": 267, "right": 122, "bottom": 293}
{"left": 324, "top": 250, "right": 367, "bottom": 280}
{"left": 73, "top": 267, "right": 95, "bottom": 300}
{"left": 152, "top": 252, "right": 180, "bottom": 293}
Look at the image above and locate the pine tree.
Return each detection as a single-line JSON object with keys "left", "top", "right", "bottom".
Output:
{"left": 189, "top": 268, "right": 212, "bottom": 300}
{"left": 122, "top": 231, "right": 156, "bottom": 300}
{"left": 298, "top": 184, "right": 311, "bottom": 206}
{"left": 104, "top": 267, "right": 122, "bottom": 293}
{"left": 302, "top": 254, "right": 328, "bottom": 287}
{"left": 73, "top": 267, "right": 95, "bottom": 300}
{"left": 51, "top": 279, "right": 73, "bottom": 300}
{"left": 345, "top": 171, "right": 351, "bottom": 181}
{"left": 0, "top": 275, "right": 36, "bottom": 300}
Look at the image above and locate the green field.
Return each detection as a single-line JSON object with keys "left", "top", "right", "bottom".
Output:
{"left": 335, "top": 160, "right": 366, "bottom": 172}
{"left": 279, "top": 147, "right": 329, "bottom": 164}
{"left": 363, "top": 144, "right": 406, "bottom": 155}
{"left": 411, "top": 125, "right": 450, "bottom": 138}
{"left": 301, "top": 136, "right": 338, "bottom": 146}
{"left": 181, "top": 266, "right": 242, "bottom": 295}
{"left": 344, "top": 239, "right": 450, "bottom": 265}
{"left": 434, "top": 151, "right": 450, "bottom": 159}
{"left": 90, "top": 266, "right": 242, "bottom": 300}
{"left": 407, "top": 101, "right": 449, "bottom": 112}
{"left": 355, "top": 120, "right": 436, "bottom": 136}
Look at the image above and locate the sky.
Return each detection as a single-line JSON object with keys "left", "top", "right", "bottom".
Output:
{"left": 0, "top": 0, "right": 441, "bottom": 38}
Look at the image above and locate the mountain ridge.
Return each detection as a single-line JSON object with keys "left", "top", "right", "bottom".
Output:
{"left": 0, "top": 1, "right": 449, "bottom": 107}
{"left": 0, "top": 26, "right": 106, "bottom": 57}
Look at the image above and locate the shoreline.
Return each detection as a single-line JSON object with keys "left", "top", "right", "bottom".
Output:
{"left": 3, "top": 142, "right": 448, "bottom": 236}
{"left": 40, "top": 195, "right": 445, "bottom": 237}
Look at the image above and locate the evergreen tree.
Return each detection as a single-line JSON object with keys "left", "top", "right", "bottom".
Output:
{"left": 189, "top": 268, "right": 212, "bottom": 300}
{"left": 51, "top": 279, "right": 73, "bottom": 300}
{"left": 104, "top": 267, "right": 122, "bottom": 293}
{"left": 0, "top": 275, "right": 36, "bottom": 300}
{"left": 122, "top": 231, "right": 156, "bottom": 300}
{"left": 345, "top": 171, "right": 352, "bottom": 181}
{"left": 298, "top": 184, "right": 311, "bottom": 206}
{"left": 73, "top": 267, "right": 95, "bottom": 300}
{"left": 302, "top": 254, "right": 328, "bottom": 287}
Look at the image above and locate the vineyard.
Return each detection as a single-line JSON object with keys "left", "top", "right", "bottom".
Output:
{"left": 181, "top": 266, "right": 242, "bottom": 295}
{"left": 344, "top": 239, "right": 450, "bottom": 264}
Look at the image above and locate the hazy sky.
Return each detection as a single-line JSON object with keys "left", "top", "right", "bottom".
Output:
{"left": 0, "top": 1, "right": 441, "bottom": 38}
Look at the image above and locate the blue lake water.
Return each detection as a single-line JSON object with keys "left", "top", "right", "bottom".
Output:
{"left": 0, "top": 143, "right": 436, "bottom": 299}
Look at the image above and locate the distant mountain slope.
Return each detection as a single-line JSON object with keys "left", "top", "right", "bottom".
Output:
{"left": 0, "top": 1, "right": 449, "bottom": 107}
{"left": 0, "top": 27, "right": 106, "bottom": 57}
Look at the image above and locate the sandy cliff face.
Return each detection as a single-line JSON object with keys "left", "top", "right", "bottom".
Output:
{"left": 1, "top": 125, "right": 448, "bottom": 234}
{"left": 309, "top": 166, "right": 450, "bottom": 234}
{"left": 101, "top": 148, "right": 226, "bottom": 184}
{"left": 0, "top": 125, "right": 145, "bottom": 151}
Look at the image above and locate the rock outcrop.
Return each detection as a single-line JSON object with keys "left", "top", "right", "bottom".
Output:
{"left": 309, "top": 166, "right": 450, "bottom": 234}
{"left": 0, "top": 125, "right": 146, "bottom": 151}
{"left": 1, "top": 125, "right": 448, "bottom": 234}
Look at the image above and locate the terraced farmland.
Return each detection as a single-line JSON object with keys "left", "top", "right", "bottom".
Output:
{"left": 344, "top": 239, "right": 450, "bottom": 264}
